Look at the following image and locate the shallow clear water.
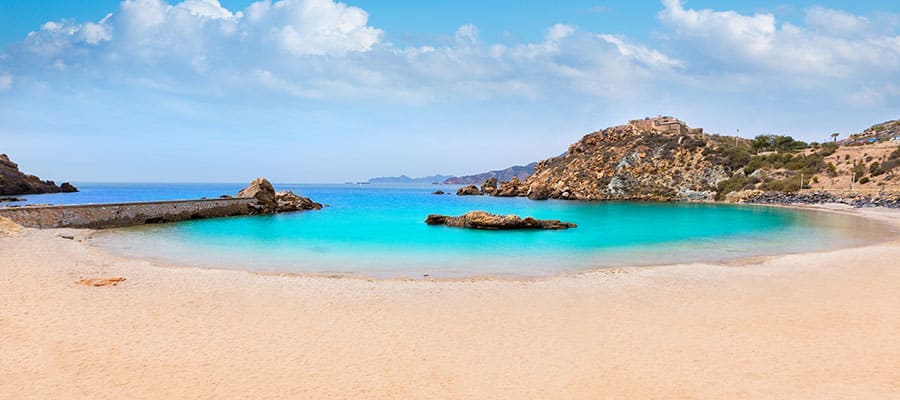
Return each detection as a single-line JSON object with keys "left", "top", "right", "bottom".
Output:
{"left": 82, "top": 184, "right": 894, "bottom": 278}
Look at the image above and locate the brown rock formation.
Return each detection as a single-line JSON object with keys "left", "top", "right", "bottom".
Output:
{"left": 480, "top": 177, "right": 498, "bottom": 195}
{"left": 508, "top": 116, "right": 732, "bottom": 201}
{"left": 275, "top": 190, "right": 323, "bottom": 212}
{"left": 425, "top": 211, "right": 576, "bottom": 230}
{"left": 493, "top": 177, "right": 528, "bottom": 197}
{"left": 456, "top": 185, "right": 482, "bottom": 196}
{"left": 0, "top": 154, "right": 78, "bottom": 196}
{"left": 236, "top": 178, "right": 322, "bottom": 213}
{"left": 236, "top": 177, "right": 277, "bottom": 211}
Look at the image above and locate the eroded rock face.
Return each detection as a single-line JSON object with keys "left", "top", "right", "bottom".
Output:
{"left": 275, "top": 190, "right": 323, "bottom": 212}
{"left": 236, "top": 177, "right": 277, "bottom": 211}
{"left": 0, "top": 154, "right": 78, "bottom": 195}
{"left": 498, "top": 117, "right": 732, "bottom": 201}
{"left": 425, "top": 211, "right": 577, "bottom": 230}
{"left": 480, "top": 177, "right": 498, "bottom": 195}
{"left": 456, "top": 185, "right": 482, "bottom": 196}
{"left": 494, "top": 177, "right": 528, "bottom": 197}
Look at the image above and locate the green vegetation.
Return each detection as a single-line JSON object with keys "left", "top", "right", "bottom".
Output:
{"left": 749, "top": 135, "right": 809, "bottom": 153}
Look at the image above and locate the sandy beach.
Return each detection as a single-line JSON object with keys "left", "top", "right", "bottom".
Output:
{"left": 1, "top": 205, "right": 899, "bottom": 399}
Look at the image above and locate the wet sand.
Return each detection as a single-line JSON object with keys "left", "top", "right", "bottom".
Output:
{"left": 1, "top": 205, "right": 899, "bottom": 399}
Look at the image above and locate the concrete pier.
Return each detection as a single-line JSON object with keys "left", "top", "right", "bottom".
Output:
{"left": 0, "top": 198, "right": 258, "bottom": 229}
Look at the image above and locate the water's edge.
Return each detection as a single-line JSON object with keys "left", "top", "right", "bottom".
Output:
{"left": 86, "top": 203, "right": 900, "bottom": 280}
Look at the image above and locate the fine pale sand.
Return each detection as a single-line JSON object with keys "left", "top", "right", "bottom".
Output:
{"left": 1, "top": 207, "right": 899, "bottom": 399}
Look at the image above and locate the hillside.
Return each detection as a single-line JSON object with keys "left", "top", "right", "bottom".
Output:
{"left": 442, "top": 163, "right": 537, "bottom": 185}
{"left": 515, "top": 117, "right": 741, "bottom": 200}
{"left": 483, "top": 116, "right": 900, "bottom": 201}
{"left": 0, "top": 154, "right": 77, "bottom": 196}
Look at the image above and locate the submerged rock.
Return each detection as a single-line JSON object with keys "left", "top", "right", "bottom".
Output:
{"left": 456, "top": 185, "right": 481, "bottom": 196}
{"left": 425, "top": 211, "right": 577, "bottom": 230}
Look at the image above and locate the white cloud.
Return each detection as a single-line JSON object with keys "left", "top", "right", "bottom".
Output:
{"left": 805, "top": 6, "right": 869, "bottom": 36}
{"left": 597, "top": 34, "right": 681, "bottom": 67}
{"left": 3, "top": 0, "right": 899, "bottom": 112}
{"left": 0, "top": 73, "right": 11, "bottom": 91}
{"left": 657, "top": 0, "right": 900, "bottom": 78}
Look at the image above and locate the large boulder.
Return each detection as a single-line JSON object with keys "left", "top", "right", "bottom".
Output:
{"left": 60, "top": 182, "right": 78, "bottom": 193}
{"left": 480, "top": 177, "right": 498, "bottom": 195}
{"left": 456, "top": 185, "right": 481, "bottom": 196}
{"left": 275, "top": 190, "right": 323, "bottom": 212}
{"left": 493, "top": 177, "right": 527, "bottom": 197}
{"left": 236, "top": 177, "right": 277, "bottom": 211}
{"left": 425, "top": 211, "right": 576, "bottom": 230}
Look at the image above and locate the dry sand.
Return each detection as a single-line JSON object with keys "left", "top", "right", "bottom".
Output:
{"left": 1, "top": 206, "right": 899, "bottom": 399}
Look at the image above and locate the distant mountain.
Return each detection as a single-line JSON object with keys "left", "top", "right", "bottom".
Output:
{"left": 366, "top": 174, "right": 455, "bottom": 184}
{"left": 442, "top": 163, "right": 537, "bottom": 185}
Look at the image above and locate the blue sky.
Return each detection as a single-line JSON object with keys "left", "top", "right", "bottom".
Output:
{"left": 1, "top": 0, "right": 899, "bottom": 182}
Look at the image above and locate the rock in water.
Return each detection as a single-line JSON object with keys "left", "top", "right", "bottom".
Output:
{"left": 236, "top": 178, "right": 323, "bottom": 213}
{"left": 60, "top": 182, "right": 78, "bottom": 192}
{"left": 0, "top": 153, "right": 78, "bottom": 195}
{"left": 432, "top": 190, "right": 445, "bottom": 195}
{"left": 236, "top": 177, "right": 277, "bottom": 211}
{"left": 275, "top": 190, "right": 323, "bottom": 211}
{"left": 493, "top": 176, "right": 527, "bottom": 197}
{"left": 425, "top": 211, "right": 576, "bottom": 230}
{"left": 480, "top": 177, "right": 498, "bottom": 195}
{"left": 456, "top": 185, "right": 481, "bottom": 196}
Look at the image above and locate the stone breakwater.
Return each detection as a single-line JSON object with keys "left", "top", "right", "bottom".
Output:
{"left": 741, "top": 191, "right": 900, "bottom": 209}
{"left": 0, "top": 198, "right": 258, "bottom": 229}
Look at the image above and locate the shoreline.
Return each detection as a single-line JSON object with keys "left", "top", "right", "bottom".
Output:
{"left": 2, "top": 204, "right": 900, "bottom": 398}
{"left": 81, "top": 202, "right": 900, "bottom": 282}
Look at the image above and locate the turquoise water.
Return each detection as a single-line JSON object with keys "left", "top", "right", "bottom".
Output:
{"left": 89, "top": 184, "right": 893, "bottom": 278}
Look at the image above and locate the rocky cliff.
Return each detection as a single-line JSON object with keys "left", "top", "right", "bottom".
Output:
{"left": 517, "top": 117, "right": 738, "bottom": 201}
{"left": 0, "top": 154, "right": 78, "bottom": 196}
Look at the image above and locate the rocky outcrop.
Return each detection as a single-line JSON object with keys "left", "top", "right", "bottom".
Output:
{"left": 502, "top": 116, "right": 732, "bottom": 201}
{"left": 0, "top": 154, "right": 78, "bottom": 196}
{"left": 456, "top": 185, "right": 481, "bottom": 196}
{"left": 432, "top": 190, "right": 445, "bottom": 195}
{"left": 275, "top": 190, "right": 323, "bottom": 211}
{"left": 236, "top": 178, "right": 321, "bottom": 213}
{"left": 480, "top": 177, "right": 498, "bottom": 195}
{"left": 494, "top": 177, "right": 528, "bottom": 197}
{"left": 236, "top": 177, "right": 278, "bottom": 211}
{"left": 425, "top": 211, "right": 577, "bottom": 230}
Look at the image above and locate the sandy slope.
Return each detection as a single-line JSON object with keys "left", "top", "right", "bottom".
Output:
{"left": 1, "top": 207, "right": 899, "bottom": 399}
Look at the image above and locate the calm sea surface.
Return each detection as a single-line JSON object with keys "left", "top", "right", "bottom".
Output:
{"left": 13, "top": 183, "right": 892, "bottom": 277}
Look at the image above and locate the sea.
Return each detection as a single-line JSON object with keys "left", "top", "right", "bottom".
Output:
{"left": 9, "top": 183, "right": 893, "bottom": 278}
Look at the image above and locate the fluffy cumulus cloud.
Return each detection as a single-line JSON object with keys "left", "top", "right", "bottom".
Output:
{"left": 657, "top": 0, "right": 900, "bottom": 80}
{"left": 2, "top": 0, "right": 899, "bottom": 110}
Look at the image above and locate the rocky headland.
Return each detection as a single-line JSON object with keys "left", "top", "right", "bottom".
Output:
{"left": 455, "top": 116, "right": 900, "bottom": 206}
{"left": 0, "top": 154, "right": 78, "bottom": 196}
{"left": 425, "top": 211, "right": 576, "bottom": 230}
